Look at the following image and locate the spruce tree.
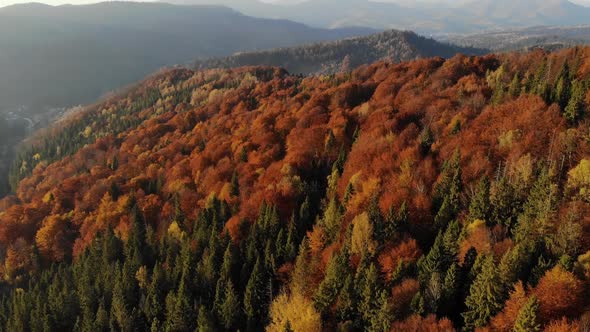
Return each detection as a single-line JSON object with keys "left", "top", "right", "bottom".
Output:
{"left": 468, "top": 177, "right": 490, "bottom": 222}
{"left": 219, "top": 280, "right": 239, "bottom": 330}
{"left": 513, "top": 296, "right": 541, "bottom": 332}
{"left": 243, "top": 258, "right": 266, "bottom": 327}
{"left": 463, "top": 255, "right": 505, "bottom": 330}
{"left": 564, "top": 79, "right": 586, "bottom": 124}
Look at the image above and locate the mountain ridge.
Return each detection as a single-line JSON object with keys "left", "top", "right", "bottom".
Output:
{"left": 195, "top": 29, "right": 486, "bottom": 75}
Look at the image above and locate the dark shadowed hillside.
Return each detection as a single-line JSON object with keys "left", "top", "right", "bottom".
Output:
{"left": 195, "top": 30, "right": 486, "bottom": 75}
{"left": 0, "top": 1, "right": 373, "bottom": 111}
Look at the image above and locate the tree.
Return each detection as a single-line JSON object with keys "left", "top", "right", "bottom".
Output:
{"left": 368, "top": 290, "right": 392, "bottom": 332}
{"left": 219, "top": 280, "right": 239, "bottom": 329}
{"left": 491, "top": 282, "right": 528, "bottom": 332}
{"left": 314, "top": 248, "right": 349, "bottom": 314}
{"left": 267, "top": 291, "right": 322, "bottom": 332}
{"left": 230, "top": 170, "right": 240, "bottom": 197}
{"left": 463, "top": 255, "right": 505, "bottom": 330}
{"left": 567, "top": 159, "right": 590, "bottom": 202}
{"left": 468, "top": 177, "right": 490, "bottom": 222}
{"left": 564, "top": 80, "right": 586, "bottom": 123}
{"left": 166, "top": 270, "right": 195, "bottom": 332}
{"left": 244, "top": 258, "right": 266, "bottom": 327}
{"left": 513, "top": 296, "right": 541, "bottom": 332}
{"left": 533, "top": 267, "right": 583, "bottom": 323}
{"left": 351, "top": 212, "right": 377, "bottom": 255}
{"left": 508, "top": 72, "right": 522, "bottom": 97}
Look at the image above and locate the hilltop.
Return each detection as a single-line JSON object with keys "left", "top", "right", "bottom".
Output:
{"left": 195, "top": 29, "right": 485, "bottom": 75}
{"left": 168, "top": 0, "right": 590, "bottom": 33}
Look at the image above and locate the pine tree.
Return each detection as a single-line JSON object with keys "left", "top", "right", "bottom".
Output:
{"left": 230, "top": 170, "right": 240, "bottom": 197}
{"left": 219, "top": 280, "right": 239, "bottom": 330}
{"left": 336, "top": 275, "right": 356, "bottom": 322}
{"left": 513, "top": 296, "right": 541, "bottom": 332}
{"left": 243, "top": 258, "right": 266, "bottom": 327}
{"left": 166, "top": 273, "right": 195, "bottom": 332}
{"left": 314, "top": 248, "right": 349, "bottom": 313}
{"left": 468, "top": 177, "right": 490, "bottom": 222}
{"left": 564, "top": 79, "right": 586, "bottom": 124}
{"left": 508, "top": 72, "right": 522, "bottom": 97}
{"left": 359, "top": 263, "right": 380, "bottom": 325}
{"left": 196, "top": 305, "right": 215, "bottom": 332}
{"left": 368, "top": 290, "right": 392, "bottom": 332}
{"left": 463, "top": 255, "right": 505, "bottom": 330}
{"left": 144, "top": 263, "right": 165, "bottom": 321}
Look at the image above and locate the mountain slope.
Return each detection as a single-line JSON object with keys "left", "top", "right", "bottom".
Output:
{"left": 0, "top": 1, "right": 372, "bottom": 111}
{"left": 1, "top": 47, "right": 590, "bottom": 330}
{"left": 444, "top": 25, "right": 590, "bottom": 51}
{"left": 170, "top": 0, "right": 590, "bottom": 33}
{"left": 195, "top": 29, "right": 486, "bottom": 75}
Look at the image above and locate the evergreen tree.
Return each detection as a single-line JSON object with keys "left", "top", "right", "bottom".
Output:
{"left": 513, "top": 296, "right": 541, "bottom": 332}
{"left": 508, "top": 72, "right": 522, "bottom": 97}
{"left": 230, "top": 170, "right": 240, "bottom": 197}
{"left": 219, "top": 280, "right": 239, "bottom": 330}
{"left": 314, "top": 248, "right": 349, "bottom": 314}
{"left": 463, "top": 255, "right": 505, "bottom": 330}
{"left": 368, "top": 290, "right": 392, "bottom": 332}
{"left": 564, "top": 79, "right": 586, "bottom": 124}
{"left": 359, "top": 263, "right": 381, "bottom": 325}
{"left": 468, "top": 177, "right": 490, "bottom": 222}
{"left": 243, "top": 258, "right": 266, "bottom": 327}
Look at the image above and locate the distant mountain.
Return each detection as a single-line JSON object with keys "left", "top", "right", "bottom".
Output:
{"left": 195, "top": 30, "right": 486, "bottom": 75}
{"left": 168, "top": 0, "right": 590, "bottom": 34}
{"left": 444, "top": 25, "right": 590, "bottom": 51}
{"left": 0, "top": 1, "right": 373, "bottom": 111}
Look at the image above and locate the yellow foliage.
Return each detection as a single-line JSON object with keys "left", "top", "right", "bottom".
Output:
{"left": 42, "top": 191, "right": 54, "bottom": 204}
{"left": 498, "top": 130, "right": 519, "bottom": 150}
{"left": 567, "top": 159, "right": 590, "bottom": 201}
{"left": 349, "top": 176, "right": 380, "bottom": 212}
{"left": 167, "top": 221, "right": 185, "bottom": 242}
{"left": 136, "top": 266, "right": 149, "bottom": 289}
{"left": 267, "top": 292, "right": 321, "bottom": 332}
{"left": 83, "top": 126, "right": 93, "bottom": 138}
{"left": 351, "top": 212, "right": 376, "bottom": 255}
{"left": 509, "top": 154, "right": 534, "bottom": 185}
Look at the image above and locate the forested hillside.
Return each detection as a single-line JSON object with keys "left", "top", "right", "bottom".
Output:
{"left": 2, "top": 47, "right": 590, "bottom": 331}
{"left": 445, "top": 26, "right": 590, "bottom": 52}
{"left": 196, "top": 30, "right": 484, "bottom": 75}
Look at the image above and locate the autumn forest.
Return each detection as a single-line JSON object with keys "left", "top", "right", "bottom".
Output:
{"left": 1, "top": 47, "right": 590, "bottom": 331}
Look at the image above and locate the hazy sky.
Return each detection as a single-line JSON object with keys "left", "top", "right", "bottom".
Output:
{"left": 1, "top": 0, "right": 590, "bottom": 6}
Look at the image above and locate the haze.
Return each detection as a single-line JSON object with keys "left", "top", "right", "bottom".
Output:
{"left": 2, "top": 0, "right": 590, "bottom": 7}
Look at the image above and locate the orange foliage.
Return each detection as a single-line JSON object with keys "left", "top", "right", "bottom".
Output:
{"left": 378, "top": 238, "right": 421, "bottom": 281}
{"left": 389, "top": 314, "right": 454, "bottom": 332}
{"left": 490, "top": 281, "right": 528, "bottom": 332}
{"left": 533, "top": 267, "right": 585, "bottom": 323}
{"left": 35, "top": 214, "right": 73, "bottom": 262}
{"left": 543, "top": 318, "right": 580, "bottom": 332}
{"left": 391, "top": 279, "right": 420, "bottom": 318}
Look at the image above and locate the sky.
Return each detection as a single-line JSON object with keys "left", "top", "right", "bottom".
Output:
{"left": 1, "top": 0, "right": 590, "bottom": 6}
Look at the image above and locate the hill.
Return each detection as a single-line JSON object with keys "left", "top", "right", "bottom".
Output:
{"left": 444, "top": 25, "right": 590, "bottom": 51}
{"left": 195, "top": 29, "right": 486, "bottom": 75}
{"left": 0, "top": 1, "right": 372, "bottom": 111}
{"left": 170, "top": 0, "right": 590, "bottom": 34}
{"left": 0, "top": 1, "right": 372, "bottom": 197}
{"left": 1, "top": 48, "right": 590, "bottom": 330}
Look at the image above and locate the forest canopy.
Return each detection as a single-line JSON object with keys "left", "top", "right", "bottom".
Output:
{"left": 1, "top": 47, "right": 590, "bottom": 331}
